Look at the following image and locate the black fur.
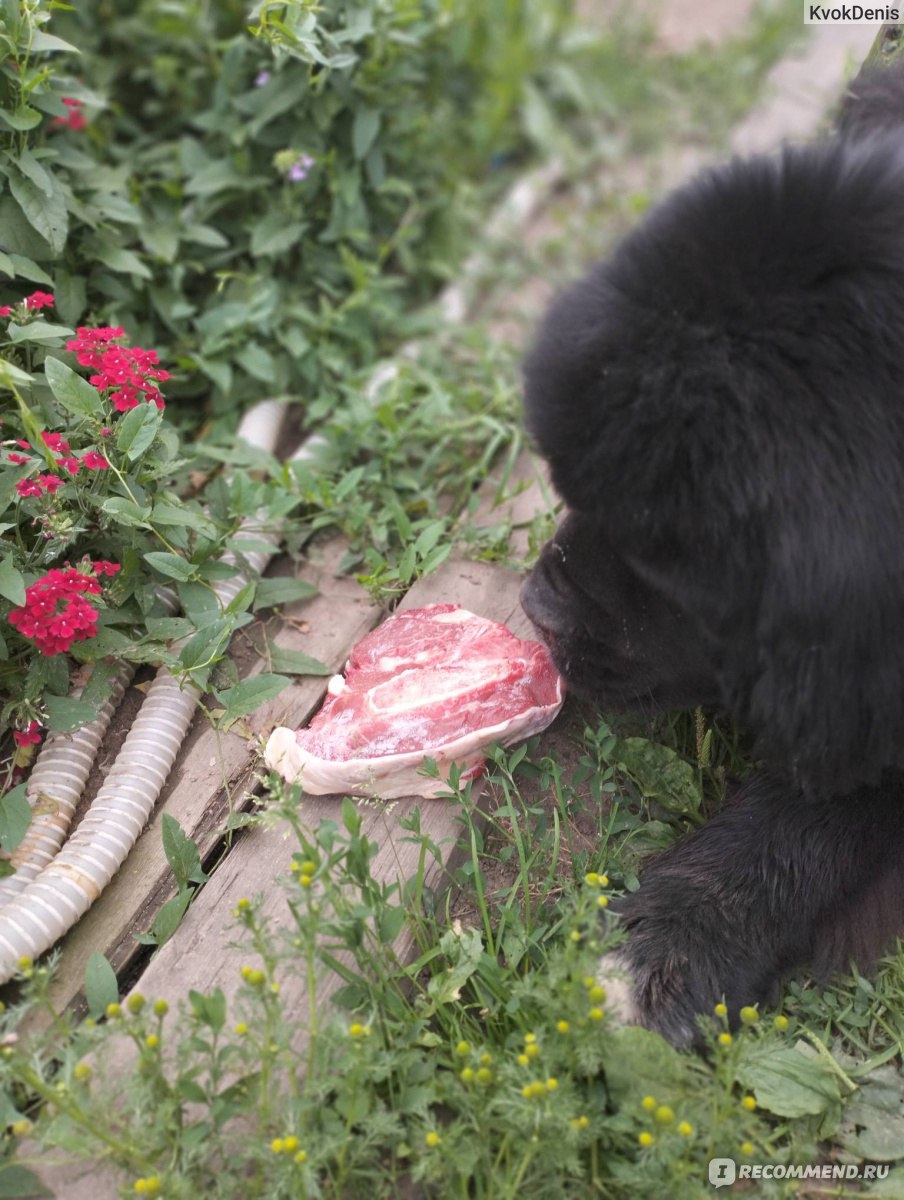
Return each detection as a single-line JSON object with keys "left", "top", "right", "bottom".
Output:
{"left": 520, "top": 62, "right": 904, "bottom": 1045}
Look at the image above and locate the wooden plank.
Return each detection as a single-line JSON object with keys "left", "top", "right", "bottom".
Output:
{"left": 30, "top": 559, "right": 534, "bottom": 1200}
{"left": 26, "top": 535, "right": 380, "bottom": 1027}
{"left": 124, "top": 557, "right": 531, "bottom": 1014}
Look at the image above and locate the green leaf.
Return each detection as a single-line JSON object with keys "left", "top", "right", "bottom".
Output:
{"left": 189, "top": 987, "right": 226, "bottom": 1032}
{"left": 0, "top": 558, "right": 25, "bottom": 607}
{"left": 8, "top": 170, "right": 68, "bottom": 254}
{"left": 151, "top": 501, "right": 218, "bottom": 538}
{"left": 352, "top": 107, "right": 381, "bottom": 159}
{"left": 44, "top": 356, "right": 103, "bottom": 417}
{"left": 0, "top": 1163, "right": 53, "bottom": 1197}
{"left": 137, "top": 889, "right": 192, "bottom": 947}
{"left": 615, "top": 738, "right": 703, "bottom": 815}
{"left": 214, "top": 674, "right": 290, "bottom": 722}
{"left": 0, "top": 106, "right": 43, "bottom": 131}
{"left": 101, "top": 496, "right": 152, "bottom": 526}
{"left": 178, "top": 618, "right": 231, "bottom": 671}
{"left": 426, "top": 927, "right": 484, "bottom": 1006}
{"left": 603, "top": 1025, "right": 692, "bottom": 1108}
{"left": 0, "top": 357, "right": 33, "bottom": 389}
{"left": 161, "top": 813, "right": 207, "bottom": 889}
{"left": 378, "top": 903, "right": 406, "bottom": 943}
{"left": 0, "top": 785, "right": 30, "bottom": 853}
{"left": 253, "top": 577, "right": 318, "bottom": 611}
{"left": 7, "top": 320, "right": 75, "bottom": 345}
{"left": 30, "top": 30, "right": 80, "bottom": 53}
{"left": 8, "top": 254, "right": 52, "bottom": 284}
{"left": 735, "top": 1041, "right": 843, "bottom": 1118}
{"left": 93, "top": 244, "right": 151, "bottom": 279}
{"left": 43, "top": 694, "right": 97, "bottom": 732}
{"left": 16, "top": 150, "right": 53, "bottom": 197}
{"left": 267, "top": 646, "right": 332, "bottom": 677}
{"left": 116, "top": 403, "right": 161, "bottom": 460}
{"left": 143, "top": 552, "right": 197, "bottom": 582}
{"left": 84, "top": 950, "right": 118, "bottom": 1019}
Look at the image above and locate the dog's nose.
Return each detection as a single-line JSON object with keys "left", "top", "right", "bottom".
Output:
{"left": 520, "top": 568, "right": 564, "bottom": 641}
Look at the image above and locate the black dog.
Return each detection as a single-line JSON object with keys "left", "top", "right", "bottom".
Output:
{"left": 520, "top": 61, "right": 904, "bottom": 1046}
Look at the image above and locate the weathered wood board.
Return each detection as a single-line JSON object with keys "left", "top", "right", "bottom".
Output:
{"left": 25, "top": 534, "right": 381, "bottom": 1027}
{"left": 31, "top": 557, "right": 537, "bottom": 1200}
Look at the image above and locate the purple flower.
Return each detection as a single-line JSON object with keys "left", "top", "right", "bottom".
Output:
{"left": 287, "top": 153, "right": 315, "bottom": 183}
{"left": 255, "top": 70, "right": 272, "bottom": 87}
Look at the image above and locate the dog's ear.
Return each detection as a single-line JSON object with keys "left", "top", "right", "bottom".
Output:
{"left": 524, "top": 135, "right": 904, "bottom": 790}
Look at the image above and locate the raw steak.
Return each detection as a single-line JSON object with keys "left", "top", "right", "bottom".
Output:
{"left": 264, "top": 604, "right": 565, "bottom": 799}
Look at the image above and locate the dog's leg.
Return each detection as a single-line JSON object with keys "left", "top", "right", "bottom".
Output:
{"left": 598, "top": 770, "right": 904, "bottom": 1046}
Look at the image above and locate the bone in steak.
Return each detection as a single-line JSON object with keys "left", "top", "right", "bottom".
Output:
{"left": 264, "top": 603, "right": 565, "bottom": 798}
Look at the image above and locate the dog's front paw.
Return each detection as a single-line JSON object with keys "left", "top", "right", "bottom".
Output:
{"left": 596, "top": 890, "right": 783, "bottom": 1046}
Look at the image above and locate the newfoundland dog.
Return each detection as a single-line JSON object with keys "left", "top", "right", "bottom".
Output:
{"left": 520, "top": 60, "right": 904, "bottom": 1046}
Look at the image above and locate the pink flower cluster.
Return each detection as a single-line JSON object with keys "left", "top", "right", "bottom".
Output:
{"left": 0, "top": 291, "right": 55, "bottom": 318}
{"left": 51, "top": 97, "right": 87, "bottom": 132}
{"left": 66, "top": 327, "right": 170, "bottom": 412}
{"left": 9, "top": 430, "right": 109, "bottom": 494}
{"left": 8, "top": 562, "right": 120, "bottom": 657}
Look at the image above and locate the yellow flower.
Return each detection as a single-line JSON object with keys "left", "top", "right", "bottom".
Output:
{"left": 145, "top": 1035, "right": 159, "bottom": 1050}
{"left": 774, "top": 1015, "right": 789, "bottom": 1031}
{"left": 546, "top": 1077, "right": 559, "bottom": 1091}
{"left": 718, "top": 1032, "right": 733, "bottom": 1047}
{"left": 517, "top": 1054, "right": 529, "bottom": 1066}
{"left": 153, "top": 999, "right": 169, "bottom": 1017}
{"left": 524, "top": 1033, "right": 537, "bottom": 1044}
{"left": 654, "top": 1105, "right": 674, "bottom": 1124}
{"left": 425, "top": 1131, "right": 441, "bottom": 1148}
{"left": 105, "top": 1003, "right": 122, "bottom": 1019}
{"left": 582, "top": 976, "right": 595, "bottom": 988}
{"left": 479, "top": 1052, "right": 493, "bottom": 1065}
{"left": 16, "top": 956, "right": 32, "bottom": 972}
{"left": 11, "top": 1119, "right": 31, "bottom": 1137}
{"left": 270, "top": 1138, "right": 285, "bottom": 1153}
{"left": 556, "top": 1020, "right": 570, "bottom": 1034}
{"left": 739, "top": 1006, "right": 759, "bottom": 1025}
{"left": 349, "top": 1023, "right": 371, "bottom": 1039}
{"left": 460, "top": 1067, "right": 475, "bottom": 1082}
{"left": 134, "top": 1178, "right": 161, "bottom": 1195}
{"left": 678, "top": 1121, "right": 694, "bottom": 1137}
{"left": 714, "top": 1002, "right": 728, "bottom": 1018}
{"left": 588, "top": 985, "right": 606, "bottom": 1003}
{"left": 571, "top": 1115, "right": 590, "bottom": 1130}
{"left": 294, "top": 1150, "right": 307, "bottom": 1164}
{"left": 236, "top": 897, "right": 251, "bottom": 911}
{"left": 74, "top": 1063, "right": 92, "bottom": 1082}
{"left": 638, "top": 1131, "right": 654, "bottom": 1147}
{"left": 588, "top": 1007, "right": 604, "bottom": 1021}
{"left": 299, "top": 875, "right": 313, "bottom": 888}
{"left": 476, "top": 1067, "right": 493, "bottom": 1085}
{"left": 597, "top": 895, "right": 610, "bottom": 908}
{"left": 126, "top": 993, "right": 146, "bottom": 1015}
{"left": 585, "top": 872, "right": 600, "bottom": 885}
{"left": 741, "top": 1141, "right": 755, "bottom": 1156}
{"left": 525, "top": 1043, "right": 540, "bottom": 1058}
{"left": 284, "top": 1136, "right": 299, "bottom": 1152}
{"left": 741, "top": 1095, "right": 756, "bottom": 1111}
{"left": 234, "top": 1023, "right": 249, "bottom": 1037}
{"left": 599, "top": 874, "right": 609, "bottom": 887}
{"left": 641, "top": 1096, "right": 657, "bottom": 1111}
{"left": 455, "top": 1040, "right": 470, "bottom": 1056}
{"left": 569, "top": 930, "right": 582, "bottom": 942}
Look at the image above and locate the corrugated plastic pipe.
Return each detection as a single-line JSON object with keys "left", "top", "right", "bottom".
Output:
{"left": 0, "top": 400, "right": 287, "bottom": 980}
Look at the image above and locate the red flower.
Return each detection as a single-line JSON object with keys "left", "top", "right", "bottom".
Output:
{"left": 15, "top": 440, "right": 29, "bottom": 449}
{"left": 15, "top": 480, "right": 43, "bottom": 498}
{"left": 0, "top": 307, "right": 10, "bottom": 318}
{"left": 61, "top": 97, "right": 81, "bottom": 108}
{"left": 66, "top": 327, "right": 169, "bottom": 412}
{"left": 80, "top": 451, "right": 109, "bottom": 470}
{"left": 55, "top": 456, "right": 80, "bottom": 475}
{"left": 41, "top": 432, "right": 70, "bottom": 454}
{"left": 91, "top": 560, "right": 121, "bottom": 577}
{"left": 51, "top": 100, "right": 86, "bottom": 132}
{"left": 24, "top": 292, "right": 55, "bottom": 311}
{"left": 38, "top": 474, "right": 64, "bottom": 493}
{"left": 12, "top": 721, "right": 42, "bottom": 748}
{"left": 7, "top": 453, "right": 30, "bottom": 465}
{"left": 8, "top": 568, "right": 103, "bottom": 656}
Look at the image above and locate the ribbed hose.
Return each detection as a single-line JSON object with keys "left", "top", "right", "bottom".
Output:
{"left": 0, "top": 400, "right": 287, "bottom": 980}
